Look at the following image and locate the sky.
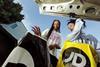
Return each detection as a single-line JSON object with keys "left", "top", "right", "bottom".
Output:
{"left": 15, "top": 0, "right": 100, "bottom": 41}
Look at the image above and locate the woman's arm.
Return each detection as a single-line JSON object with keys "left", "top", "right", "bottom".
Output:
{"left": 67, "top": 18, "right": 84, "bottom": 41}
{"left": 55, "top": 34, "right": 62, "bottom": 49}
{"left": 41, "top": 28, "right": 49, "bottom": 40}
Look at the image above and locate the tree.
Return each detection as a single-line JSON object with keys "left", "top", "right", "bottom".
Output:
{"left": 0, "top": 0, "right": 24, "bottom": 24}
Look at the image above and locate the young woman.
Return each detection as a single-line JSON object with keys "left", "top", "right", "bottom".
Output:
{"left": 67, "top": 18, "right": 98, "bottom": 49}
{"left": 67, "top": 18, "right": 86, "bottom": 41}
{"left": 32, "top": 19, "right": 62, "bottom": 67}
{"left": 67, "top": 18, "right": 100, "bottom": 66}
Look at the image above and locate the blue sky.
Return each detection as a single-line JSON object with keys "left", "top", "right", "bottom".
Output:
{"left": 15, "top": 0, "right": 100, "bottom": 41}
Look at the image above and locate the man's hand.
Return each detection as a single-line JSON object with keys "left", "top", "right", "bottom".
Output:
{"left": 32, "top": 26, "right": 41, "bottom": 36}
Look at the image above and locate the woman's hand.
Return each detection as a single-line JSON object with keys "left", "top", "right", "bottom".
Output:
{"left": 49, "top": 45, "right": 55, "bottom": 50}
{"left": 32, "top": 26, "right": 41, "bottom": 36}
{"left": 49, "top": 44, "right": 60, "bottom": 50}
{"left": 54, "top": 44, "right": 61, "bottom": 49}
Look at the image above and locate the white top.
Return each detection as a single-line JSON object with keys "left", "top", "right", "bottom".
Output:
{"left": 42, "top": 28, "right": 62, "bottom": 58}
{"left": 67, "top": 18, "right": 84, "bottom": 41}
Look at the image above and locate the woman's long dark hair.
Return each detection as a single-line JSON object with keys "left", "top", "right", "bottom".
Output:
{"left": 47, "top": 20, "right": 61, "bottom": 39}
{"left": 67, "top": 19, "right": 86, "bottom": 28}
